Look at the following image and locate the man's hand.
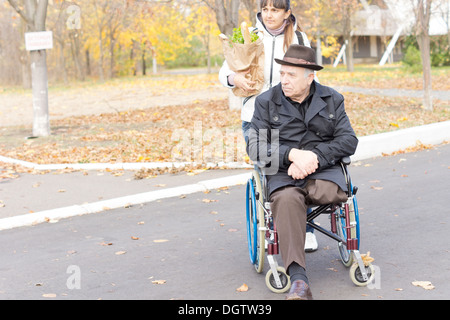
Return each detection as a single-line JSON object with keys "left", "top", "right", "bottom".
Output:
{"left": 287, "top": 149, "right": 319, "bottom": 180}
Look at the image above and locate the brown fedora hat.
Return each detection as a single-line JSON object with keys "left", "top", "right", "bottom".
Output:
{"left": 275, "top": 44, "right": 323, "bottom": 71}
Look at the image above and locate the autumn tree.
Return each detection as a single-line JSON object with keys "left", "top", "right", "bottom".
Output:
{"left": 241, "top": 0, "right": 260, "bottom": 25}
{"left": 412, "top": 0, "right": 434, "bottom": 111}
{"left": 319, "top": 0, "right": 362, "bottom": 72}
{"left": 202, "top": 0, "right": 240, "bottom": 36}
{"left": 7, "top": 0, "right": 51, "bottom": 137}
{"left": 184, "top": 2, "right": 221, "bottom": 73}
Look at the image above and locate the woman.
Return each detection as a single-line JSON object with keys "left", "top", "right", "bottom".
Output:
{"left": 219, "top": 0, "right": 318, "bottom": 253}
{"left": 219, "top": 0, "right": 313, "bottom": 141}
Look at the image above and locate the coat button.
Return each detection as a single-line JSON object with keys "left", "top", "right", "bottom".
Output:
{"left": 273, "top": 115, "right": 279, "bottom": 121}
{"left": 329, "top": 114, "right": 334, "bottom": 119}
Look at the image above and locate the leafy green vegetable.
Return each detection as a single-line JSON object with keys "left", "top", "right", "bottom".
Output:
{"left": 231, "top": 27, "right": 259, "bottom": 44}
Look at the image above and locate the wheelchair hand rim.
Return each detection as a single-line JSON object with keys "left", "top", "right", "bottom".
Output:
{"left": 245, "top": 179, "right": 258, "bottom": 264}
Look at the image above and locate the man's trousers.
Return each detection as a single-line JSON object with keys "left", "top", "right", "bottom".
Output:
{"left": 269, "top": 179, "right": 348, "bottom": 272}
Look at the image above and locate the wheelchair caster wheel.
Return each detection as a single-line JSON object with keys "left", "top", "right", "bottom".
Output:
{"left": 350, "top": 263, "right": 375, "bottom": 287}
{"left": 265, "top": 267, "right": 291, "bottom": 293}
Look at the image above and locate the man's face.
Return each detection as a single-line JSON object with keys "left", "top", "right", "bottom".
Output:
{"left": 280, "top": 65, "right": 314, "bottom": 102}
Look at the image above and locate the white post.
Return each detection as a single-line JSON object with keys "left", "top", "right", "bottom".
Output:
{"left": 379, "top": 25, "right": 404, "bottom": 66}
{"left": 333, "top": 41, "right": 347, "bottom": 68}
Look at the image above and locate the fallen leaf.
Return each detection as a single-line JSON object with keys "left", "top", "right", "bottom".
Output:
{"left": 131, "top": 236, "right": 139, "bottom": 240}
{"left": 115, "top": 251, "right": 127, "bottom": 255}
{"left": 361, "top": 251, "right": 375, "bottom": 266}
{"left": 152, "top": 280, "right": 166, "bottom": 285}
{"left": 153, "top": 239, "right": 169, "bottom": 243}
{"left": 412, "top": 281, "right": 435, "bottom": 290}
{"left": 236, "top": 283, "right": 249, "bottom": 292}
{"left": 42, "top": 293, "right": 57, "bottom": 298}
{"left": 202, "top": 198, "right": 218, "bottom": 203}
{"left": 44, "top": 217, "right": 59, "bottom": 223}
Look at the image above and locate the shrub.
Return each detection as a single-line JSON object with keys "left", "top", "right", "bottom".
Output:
{"left": 402, "top": 45, "right": 422, "bottom": 72}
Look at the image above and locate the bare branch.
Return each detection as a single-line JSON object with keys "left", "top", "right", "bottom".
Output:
{"left": 6, "top": 0, "right": 34, "bottom": 28}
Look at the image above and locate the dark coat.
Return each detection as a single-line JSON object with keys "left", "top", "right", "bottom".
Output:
{"left": 247, "top": 82, "right": 358, "bottom": 195}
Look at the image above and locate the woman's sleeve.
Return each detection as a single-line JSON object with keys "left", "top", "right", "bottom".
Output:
{"left": 218, "top": 60, "right": 235, "bottom": 88}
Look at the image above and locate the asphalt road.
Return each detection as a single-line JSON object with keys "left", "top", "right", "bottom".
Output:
{"left": 0, "top": 144, "right": 449, "bottom": 301}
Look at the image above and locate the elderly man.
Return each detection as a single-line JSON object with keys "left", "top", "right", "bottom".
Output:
{"left": 247, "top": 44, "right": 358, "bottom": 300}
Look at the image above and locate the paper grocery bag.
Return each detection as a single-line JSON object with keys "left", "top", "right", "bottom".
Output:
{"left": 220, "top": 27, "right": 265, "bottom": 98}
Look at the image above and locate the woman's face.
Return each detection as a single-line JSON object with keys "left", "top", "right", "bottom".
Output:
{"left": 261, "top": 2, "right": 291, "bottom": 30}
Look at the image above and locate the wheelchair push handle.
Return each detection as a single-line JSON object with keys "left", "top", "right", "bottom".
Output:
{"left": 340, "top": 156, "right": 351, "bottom": 166}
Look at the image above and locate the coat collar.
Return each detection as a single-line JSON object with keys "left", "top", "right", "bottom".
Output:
{"left": 272, "top": 81, "right": 331, "bottom": 125}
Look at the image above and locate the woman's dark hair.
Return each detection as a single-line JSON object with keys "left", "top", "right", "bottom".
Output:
{"left": 260, "top": 0, "right": 302, "bottom": 52}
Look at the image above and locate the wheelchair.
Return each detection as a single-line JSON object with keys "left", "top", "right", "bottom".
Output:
{"left": 245, "top": 157, "right": 375, "bottom": 293}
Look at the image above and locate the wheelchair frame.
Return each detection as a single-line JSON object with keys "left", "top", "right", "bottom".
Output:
{"left": 245, "top": 157, "right": 374, "bottom": 293}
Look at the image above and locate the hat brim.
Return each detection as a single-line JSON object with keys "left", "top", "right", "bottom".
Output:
{"left": 275, "top": 58, "right": 323, "bottom": 71}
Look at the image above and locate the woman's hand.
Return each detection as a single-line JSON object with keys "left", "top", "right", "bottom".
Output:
{"left": 233, "top": 71, "right": 256, "bottom": 93}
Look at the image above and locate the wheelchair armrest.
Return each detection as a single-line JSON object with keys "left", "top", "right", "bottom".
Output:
{"left": 340, "top": 156, "right": 351, "bottom": 166}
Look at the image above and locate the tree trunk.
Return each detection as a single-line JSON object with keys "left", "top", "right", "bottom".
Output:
{"left": 8, "top": 0, "right": 51, "bottom": 136}
{"left": 98, "top": 36, "right": 105, "bottom": 81}
{"left": 69, "top": 31, "right": 85, "bottom": 81}
{"left": 57, "top": 39, "right": 68, "bottom": 85}
{"left": 213, "top": 0, "right": 240, "bottom": 36}
{"left": 345, "top": 35, "right": 354, "bottom": 72}
{"left": 85, "top": 49, "right": 91, "bottom": 76}
{"left": 30, "top": 49, "right": 50, "bottom": 137}
{"left": 343, "top": 3, "right": 354, "bottom": 72}
{"left": 416, "top": 0, "right": 433, "bottom": 111}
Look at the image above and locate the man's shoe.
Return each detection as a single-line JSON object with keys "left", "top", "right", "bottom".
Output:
{"left": 285, "top": 280, "right": 313, "bottom": 300}
{"left": 305, "top": 232, "right": 318, "bottom": 252}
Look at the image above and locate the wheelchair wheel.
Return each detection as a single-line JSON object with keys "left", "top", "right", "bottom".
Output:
{"left": 336, "top": 196, "right": 360, "bottom": 267}
{"left": 350, "top": 262, "right": 375, "bottom": 287}
{"left": 265, "top": 267, "right": 291, "bottom": 294}
{"left": 245, "top": 172, "right": 265, "bottom": 273}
